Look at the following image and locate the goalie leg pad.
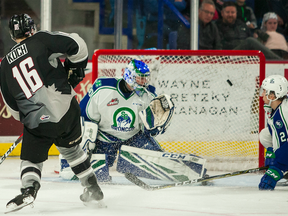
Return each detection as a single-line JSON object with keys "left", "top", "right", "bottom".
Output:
{"left": 117, "top": 145, "right": 206, "bottom": 182}
{"left": 90, "top": 154, "right": 110, "bottom": 182}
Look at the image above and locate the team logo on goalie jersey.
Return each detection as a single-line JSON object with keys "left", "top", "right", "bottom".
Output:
{"left": 107, "top": 98, "right": 119, "bottom": 106}
{"left": 111, "top": 107, "right": 135, "bottom": 132}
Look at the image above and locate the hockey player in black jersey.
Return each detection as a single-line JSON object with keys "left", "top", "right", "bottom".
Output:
{"left": 0, "top": 14, "right": 105, "bottom": 212}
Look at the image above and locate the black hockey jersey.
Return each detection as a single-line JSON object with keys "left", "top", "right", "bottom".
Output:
{"left": 0, "top": 31, "right": 88, "bottom": 129}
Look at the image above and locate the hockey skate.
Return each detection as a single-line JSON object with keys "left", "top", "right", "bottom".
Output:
{"left": 277, "top": 171, "right": 288, "bottom": 186}
{"left": 5, "top": 181, "right": 40, "bottom": 214}
{"left": 80, "top": 175, "right": 106, "bottom": 208}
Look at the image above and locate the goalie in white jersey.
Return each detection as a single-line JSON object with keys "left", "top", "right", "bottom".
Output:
{"left": 59, "top": 59, "right": 207, "bottom": 182}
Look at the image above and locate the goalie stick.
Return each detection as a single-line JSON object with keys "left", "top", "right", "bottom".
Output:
{"left": 0, "top": 134, "right": 23, "bottom": 165}
{"left": 125, "top": 166, "right": 268, "bottom": 191}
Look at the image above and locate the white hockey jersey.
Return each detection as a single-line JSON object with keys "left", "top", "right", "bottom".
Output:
{"left": 79, "top": 77, "right": 156, "bottom": 142}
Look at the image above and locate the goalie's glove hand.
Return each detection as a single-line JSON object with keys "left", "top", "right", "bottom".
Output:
{"left": 265, "top": 147, "right": 276, "bottom": 167}
{"left": 64, "top": 58, "right": 85, "bottom": 88}
{"left": 140, "top": 94, "right": 174, "bottom": 136}
{"left": 259, "top": 166, "right": 283, "bottom": 190}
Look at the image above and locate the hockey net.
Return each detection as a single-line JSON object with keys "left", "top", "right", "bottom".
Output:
{"left": 92, "top": 50, "right": 265, "bottom": 171}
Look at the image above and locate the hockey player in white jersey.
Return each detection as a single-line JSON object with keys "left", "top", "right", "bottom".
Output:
{"left": 59, "top": 59, "right": 207, "bottom": 182}
{"left": 259, "top": 75, "right": 288, "bottom": 190}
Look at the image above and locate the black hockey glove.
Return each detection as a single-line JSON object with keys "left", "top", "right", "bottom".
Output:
{"left": 64, "top": 58, "right": 86, "bottom": 88}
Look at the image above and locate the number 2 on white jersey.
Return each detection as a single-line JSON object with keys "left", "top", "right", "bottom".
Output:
{"left": 12, "top": 57, "right": 43, "bottom": 98}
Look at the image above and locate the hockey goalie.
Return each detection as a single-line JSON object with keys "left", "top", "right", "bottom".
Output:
{"left": 59, "top": 59, "right": 207, "bottom": 182}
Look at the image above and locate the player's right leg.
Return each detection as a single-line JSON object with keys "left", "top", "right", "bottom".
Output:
{"left": 57, "top": 145, "right": 104, "bottom": 204}
{"left": 55, "top": 99, "right": 105, "bottom": 206}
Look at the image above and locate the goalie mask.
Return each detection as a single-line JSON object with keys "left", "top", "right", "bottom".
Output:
{"left": 9, "top": 14, "right": 36, "bottom": 40}
{"left": 260, "top": 75, "right": 288, "bottom": 104}
{"left": 123, "top": 59, "right": 150, "bottom": 96}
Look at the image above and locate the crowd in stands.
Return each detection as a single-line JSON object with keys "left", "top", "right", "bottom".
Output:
{"left": 140, "top": 0, "right": 288, "bottom": 60}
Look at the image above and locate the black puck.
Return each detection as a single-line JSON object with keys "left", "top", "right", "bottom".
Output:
{"left": 227, "top": 79, "right": 233, "bottom": 86}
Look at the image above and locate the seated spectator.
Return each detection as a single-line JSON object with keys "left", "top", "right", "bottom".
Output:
{"left": 267, "top": 0, "right": 288, "bottom": 40}
{"left": 201, "top": 0, "right": 219, "bottom": 20}
{"left": 215, "top": 1, "right": 282, "bottom": 59}
{"left": 254, "top": 12, "right": 288, "bottom": 59}
{"left": 181, "top": 0, "right": 219, "bottom": 21}
{"left": 235, "top": 0, "right": 257, "bottom": 30}
{"left": 177, "top": 0, "right": 222, "bottom": 49}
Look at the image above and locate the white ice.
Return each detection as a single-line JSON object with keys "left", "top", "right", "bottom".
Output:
{"left": 1, "top": 156, "right": 288, "bottom": 216}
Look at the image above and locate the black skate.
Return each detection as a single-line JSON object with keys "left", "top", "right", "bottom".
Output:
{"left": 5, "top": 181, "right": 40, "bottom": 214}
{"left": 80, "top": 175, "right": 106, "bottom": 208}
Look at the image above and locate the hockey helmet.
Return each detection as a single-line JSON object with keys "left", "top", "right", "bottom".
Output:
{"left": 123, "top": 59, "right": 150, "bottom": 91}
{"left": 260, "top": 75, "right": 288, "bottom": 100}
{"left": 9, "top": 14, "right": 36, "bottom": 40}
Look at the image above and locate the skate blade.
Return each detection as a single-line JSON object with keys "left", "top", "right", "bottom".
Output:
{"left": 83, "top": 200, "right": 107, "bottom": 208}
{"left": 277, "top": 181, "right": 288, "bottom": 186}
{"left": 5, "top": 197, "right": 34, "bottom": 214}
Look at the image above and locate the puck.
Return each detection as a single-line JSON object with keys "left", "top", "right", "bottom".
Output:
{"left": 227, "top": 79, "right": 233, "bottom": 86}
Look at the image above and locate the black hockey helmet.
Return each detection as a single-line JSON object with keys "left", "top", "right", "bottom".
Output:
{"left": 9, "top": 14, "right": 36, "bottom": 39}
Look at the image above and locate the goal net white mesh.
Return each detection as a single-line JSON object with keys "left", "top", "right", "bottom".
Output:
{"left": 92, "top": 50, "right": 265, "bottom": 171}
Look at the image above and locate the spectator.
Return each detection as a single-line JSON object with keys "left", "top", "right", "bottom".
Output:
{"left": 182, "top": 0, "right": 219, "bottom": 21}
{"left": 254, "top": 12, "right": 288, "bottom": 59}
{"left": 215, "top": 1, "right": 282, "bottom": 59}
{"left": 235, "top": 0, "right": 257, "bottom": 30}
{"left": 267, "top": 0, "right": 288, "bottom": 40}
{"left": 177, "top": 0, "right": 222, "bottom": 49}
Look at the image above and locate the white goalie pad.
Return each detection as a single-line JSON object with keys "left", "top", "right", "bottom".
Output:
{"left": 80, "top": 117, "right": 98, "bottom": 153}
{"left": 117, "top": 145, "right": 206, "bottom": 182}
{"left": 139, "top": 94, "right": 175, "bottom": 133}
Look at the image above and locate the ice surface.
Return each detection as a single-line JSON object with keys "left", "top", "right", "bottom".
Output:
{"left": 1, "top": 156, "right": 288, "bottom": 216}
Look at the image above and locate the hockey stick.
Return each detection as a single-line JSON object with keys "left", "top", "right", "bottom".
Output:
{"left": 125, "top": 166, "right": 268, "bottom": 191}
{"left": 0, "top": 134, "right": 23, "bottom": 165}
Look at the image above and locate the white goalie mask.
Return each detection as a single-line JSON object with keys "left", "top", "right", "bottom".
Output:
{"left": 260, "top": 75, "right": 288, "bottom": 103}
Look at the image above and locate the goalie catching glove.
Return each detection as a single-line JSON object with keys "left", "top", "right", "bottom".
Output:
{"left": 140, "top": 94, "right": 174, "bottom": 136}
{"left": 64, "top": 58, "right": 86, "bottom": 88}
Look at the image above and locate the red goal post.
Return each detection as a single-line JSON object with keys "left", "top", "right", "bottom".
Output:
{"left": 92, "top": 49, "right": 265, "bottom": 171}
